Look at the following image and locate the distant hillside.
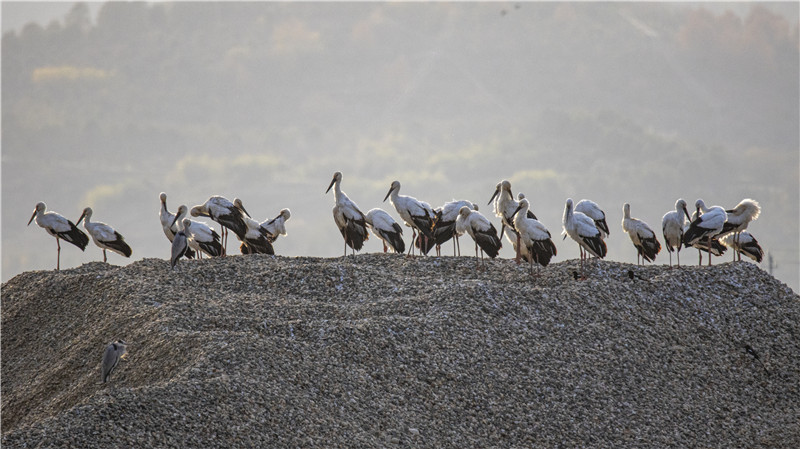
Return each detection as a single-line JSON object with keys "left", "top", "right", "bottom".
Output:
{"left": 2, "top": 255, "right": 799, "bottom": 448}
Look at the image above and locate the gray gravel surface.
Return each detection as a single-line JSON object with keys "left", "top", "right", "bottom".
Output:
{"left": 2, "top": 255, "right": 799, "bottom": 448}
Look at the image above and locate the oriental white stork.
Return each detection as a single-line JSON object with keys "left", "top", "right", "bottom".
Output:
{"left": 232, "top": 198, "right": 274, "bottom": 255}
{"left": 683, "top": 199, "right": 727, "bottom": 266}
{"left": 261, "top": 209, "right": 291, "bottom": 243}
{"left": 27, "top": 201, "right": 89, "bottom": 270}
{"left": 720, "top": 199, "right": 761, "bottom": 261}
{"left": 365, "top": 208, "right": 405, "bottom": 254}
{"left": 76, "top": 207, "right": 133, "bottom": 263}
{"left": 326, "top": 171, "right": 369, "bottom": 256}
{"left": 511, "top": 198, "right": 557, "bottom": 275}
{"left": 423, "top": 200, "right": 477, "bottom": 256}
{"left": 622, "top": 203, "right": 661, "bottom": 265}
{"left": 190, "top": 196, "right": 247, "bottom": 256}
{"left": 456, "top": 206, "right": 502, "bottom": 267}
{"left": 575, "top": 199, "right": 610, "bottom": 238}
{"left": 172, "top": 206, "right": 222, "bottom": 258}
{"left": 159, "top": 193, "right": 195, "bottom": 259}
{"left": 488, "top": 180, "right": 536, "bottom": 263}
{"left": 562, "top": 198, "right": 607, "bottom": 279}
{"left": 685, "top": 208, "right": 727, "bottom": 264}
{"left": 383, "top": 180, "right": 434, "bottom": 256}
{"left": 720, "top": 230, "right": 764, "bottom": 263}
{"left": 661, "top": 199, "right": 691, "bottom": 267}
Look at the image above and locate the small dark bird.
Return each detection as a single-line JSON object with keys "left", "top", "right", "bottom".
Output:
{"left": 572, "top": 270, "right": 580, "bottom": 281}
{"left": 102, "top": 340, "right": 128, "bottom": 383}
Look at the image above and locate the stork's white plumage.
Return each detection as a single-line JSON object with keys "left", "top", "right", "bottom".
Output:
{"left": 685, "top": 208, "right": 727, "bottom": 265}
{"left": 575, "top": 199, "right": 610, "bottom": 238}
{"left": 488, "top": 180, "right": 536, "bottom": 263}
{"left": 160, "top": 192, "right": 195, "bottom": 260}
{"left": 77, "top": 207, "right": 132, "bottom": 263}
{"left": 384, "top": 180, "right": 434, "bottom": 256}
{"left": 721, "top": 199, "right": 761, "bottom": 261}
{"left": 426, "top": 200, "right": 477, "bottom": 256}
{"left": 563, "top": 198, "right": 607, "bottom": 279}
{"left": 511, "top": 198, "right": 557, "bottom": 275}
{"left": 27, "top": 201, "right": 89, "bottom": 270}
{"left": 683, "top": 199, "right": 727, "bottom": 266}
{"left": 191, "top": 196, "right": 247, "bottom": 256}
{"left": 457, "top": 206, "right": 502, "bottom": 266}
{"left": 326, "top": 171, "right": 369, "bottom": 256}
{"left": 173, "top": 206, "right": 222, "bottom": 258}
{"left": 261, "top": 209, "right": 291, "bottom": 243}
{"left": 365, "top": 208, "right": 405, "bottom": 254}
{"left": 232, "top": 199, "right": 274, "bottom": 255}
{"left": 661, "top": 199, "right": 691, "bottom": 267}
{"left": 720, "top": 230, "right": 764, "bottom": 263}
{"left": 622, "top": 203, "right": 661, "bottom": 265}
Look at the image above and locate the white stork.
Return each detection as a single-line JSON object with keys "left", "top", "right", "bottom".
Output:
{"left": 261, "top": 208, "right": 292, "bottom": 243}
{"left": 720, "top": 230, "right": 764, "bottom": 263}
{"left": 383, "top": 180, "right": 434, "bottom": 256}
{"left": 720, "top": 199, "right": 761, "bottom": 261}
{"left": 685, "top": 208, "right": 727, "bottom": 264}
{"left": 425, "top": 200, "right": 477, "bottom": 256}
{"left": 27, "top": 201, "right": 89, "bottom": 270}
{"left": 365, "top": 208, "right": 405, "bottom": 254}
{"left": 488, "top": 180, "right": 536, "bottom": 263}
{"left": 456, "top": 206, "right": 502, "bottom": 267}
{"left": 232, "top": 198, "right": 274, "bottom": 255}
{"left": 661, "top": 199, "right": 691, "bottom": 267}
{"left": 76, "top": 207, "right": 133, "bottom": 263}
{"left": 683, "top": 199, "right": 727, "bottom": 266}
{"left": 575, "top": 199, "right": 610, "bottom": 238}
{"left": 159, "top": 192, "right": 195, "bottom": 259}
{"left": 190, "top": 196, "right": 247, "bottom": 256}
{"left": 622, "top": 203, "right": 661, "bottom": 265}
{"left": 172, "top": 206, "right": 222, "bottom": 258}
{"left": 511, "top": 198, "right": 557, "bottom": 275}
{"left": 562, "top": 198, "right": 607, "bottom": 279}
{"left": 326, "top": 171, "right": 369, "bottom": 256}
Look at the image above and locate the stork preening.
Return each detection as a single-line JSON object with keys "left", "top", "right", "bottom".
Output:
{"left": 622, "top": 203, "right": 661, "bottom": 265}
{"left": 27, "top": 202, "right": 89, "bottom": 270}
{"left": 575, "top": 199, "right": 610, "bottom": 238}
{"left": 661, "top": 199, "right": 691, "bottom": 267}
{"left": 488, "top": 180, "right": 536, "bottom": 263}
{"left": 720, "top": 199, "right": 761, "bottom": 261}
{"left": 326, "top": 171, "right": 369, "bottom": 256}
{"left": 232, "top": 198, "right": 275, "bottom": 255}
{"left": 365, "top": 208, "right": 405, "bottom": 253}
{"left": 101, "top": 340, "right": 128, "bottom": 383}
{"left": 383, "top": 180, "right": 434, "bottom": 256}
{"left": 77, "top": 207, "right": 133, "bottom": 263}
{"left": 159, "top": 193, "right": 195, "bottom": 260}
{"left": 190, "top": 196, "right": 247, "bottom": 256}
{"left": 562, "top": 198, "right": 607, "bottom": 279}
{"left": 456, "top": 206, "right": 502, "bottom": 267}
{"left": 683, "top": 199, "right": 727, "bottom": 266}
{"left": 720, "top": 230, "right": 764, "bottom": 263}
{"left": 172, "top": 207, "right": 223, "bottom": 258}
{"left": 511, "top": 198, "right": 557, "bottom": 275}
{"left": 261, "top": 209, "right": 291, "bottom": 243}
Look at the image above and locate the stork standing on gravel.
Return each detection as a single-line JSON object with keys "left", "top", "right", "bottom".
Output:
{"left": 562, "top": 198, "right": 607, "bottom": 279}
{"left": 232, "top": 198, "right": 274, "bottom": 255}
{"left": 159, "top": 193, "right": 195, "bottom": 259}
{"left": 575, "top": 199, "right": 610, "bottom": 239}
{"left": 77, "top": 207, "right": 133, "bottom": 263}
{"left": 662, "top": 199, "right": 691, "bottom": 267}
{"left": 488, "top": 180, "right": 536, "bottom": 263}
{"left": 190, "top": 196, "right": 247, "bottom": 256}
{"left": 456, "top": 206, "right": 502, "bottom": 267}
{"left": 383, "top": 180, "right": 434, "bottom": 256}
{"left": 720, "top": 230, "right": 764, "bottom": 263}
{"left": 424, "top": 200, "right": 478, "bottom": 256}
{"left": 172, "top": 206, "right": 222, "bottom": 258}
{"left": 326, "top": 171, "right": 369, "bottom": 256}
{"left": 622, "top": 203, "right": 661, "bottom": 265}
{"left": 365, "top": 208, "right": 405, "bottom": 254}
{"left": 683, "top": 199, "right": 727, "bottom": 266}
{"left": 511, "top": 198, "right": 557, "bottom": 275}
{"left": 27, "top": 201, "right": 89, "bottom": 270}
{"left": 720, "top": 199, "right": 761, "bottom": 261}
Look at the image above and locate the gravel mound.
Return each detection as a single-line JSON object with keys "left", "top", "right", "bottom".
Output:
{"left": 2, "top": 255, "right": 799, "bottom": 448}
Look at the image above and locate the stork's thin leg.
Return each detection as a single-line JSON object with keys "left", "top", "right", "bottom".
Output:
{"left": 515, "top": 233, "right": 522, "bottom": 265}
{"left": 56, "top": 238, "right": 61, "bottom": 271}
{"left": 677, "top": 248, "right": 680, "bottom": 267}
{"left": 103, "top": 249, "right": 107, "bottom": 263}
{"left": 456, "top": 235, "right": 461, "bottom": 256}
{"left": 707, "top": 236, "right": 712, "bottom": 266}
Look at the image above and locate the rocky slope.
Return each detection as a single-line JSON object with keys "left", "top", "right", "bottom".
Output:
{"left": 2, "top": 255, "right": 799, "bottom": 448}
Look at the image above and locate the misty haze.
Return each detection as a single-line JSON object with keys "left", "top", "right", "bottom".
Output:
{"left": 2, "top": 2, "right": 798, "bottom": 292}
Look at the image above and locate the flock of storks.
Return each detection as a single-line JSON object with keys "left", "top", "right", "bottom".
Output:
{"left": 28, "top": 171, "right": 762, "bottom": 280}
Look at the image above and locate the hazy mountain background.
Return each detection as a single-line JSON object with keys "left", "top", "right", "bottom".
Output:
{"left": 2, "top": 2, "right": 798, "bottom": 292}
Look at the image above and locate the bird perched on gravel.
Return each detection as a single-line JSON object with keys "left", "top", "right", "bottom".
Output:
{"left": 683, "top": 199, "right": 727, "bottom": 266}
{"left": 662, "top": 199, "right": 691, "bottom": 267}
{"left": 159, "top": 192, "right": 195, "bottom": 260}
{"left": 622, "top": 203, "right": 661, "bottom": 265}
{"left": 720, "top": 199, "right": 761, "bottom": 261}
{"left": 102, "top": 340, "right": 128, "bottom": 383}
{"left": 720, "top": 230, "right": 764, "bottom": 263}
{"left": 456, "top": 206, "right": 502, "bottom": 267}
{"left": 365, "top": 208, "right": 405, "bottom": 254}
{"left": 326, "top": 171, "right": 369, "bottom": 256}
{"left": 77, "top": 207, "right": 133, "bottom": 263}
{"left": 27, "top": 201, "right": 89, "bottom": 270}
{"left": 384, "top": 180, "right": 435, "bottom": 256}
{"left": 562, "top": 198, "right": 607, "bottom": 279}
{"left": 511, "top": 198, "right": 557, "bottom": 275}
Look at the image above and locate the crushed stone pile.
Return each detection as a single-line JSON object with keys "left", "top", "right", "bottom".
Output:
{"left": 2, "top": 254, "right": 799, "bottom": 448}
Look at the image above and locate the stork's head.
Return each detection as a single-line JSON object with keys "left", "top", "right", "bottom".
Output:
{"left": 76, "top": 207, "right": 93, "bottom": 225}
{"left": 28, "top": 202, "right": 46, "bottom": 225}
{"left": 676, "top": 199, "right": 690, "bottom": 221}
{"left": 383, "top": 181, "right": 400, "bottom": 202}
{"left": 159, "top": 192, "right": 167, "bottom": 203}
{"left": 171, "top": 205, "right": 189, "bottom": 227}
{"left": 233, "top": 198, "right": 250, "bottom": 218}
{"left": 488, "top": 182, "right": 503, "bottom": 205}
{"left": 326, "top": 171, "right": 343, "bottom": 193}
